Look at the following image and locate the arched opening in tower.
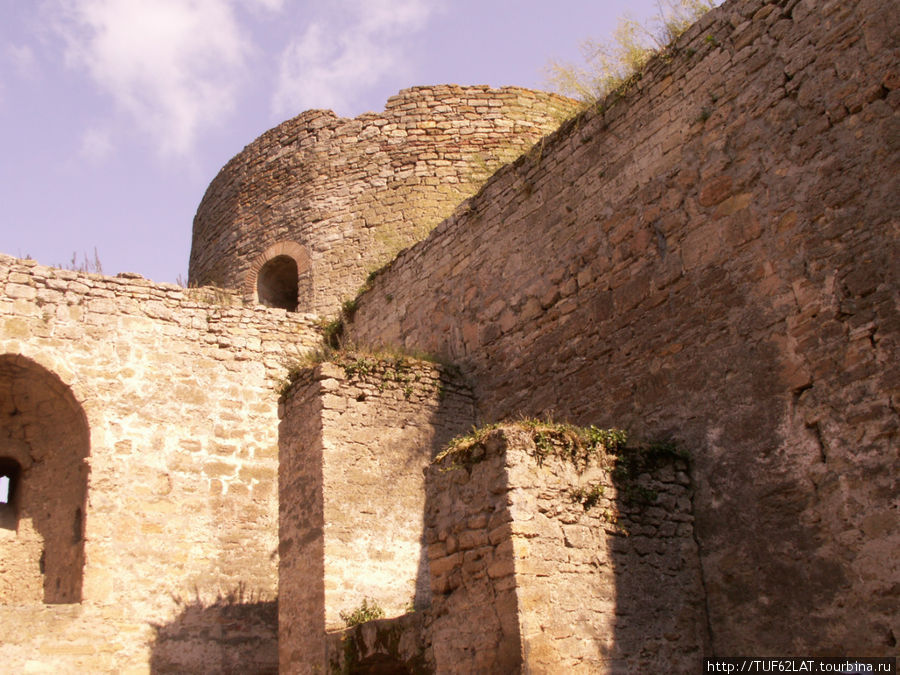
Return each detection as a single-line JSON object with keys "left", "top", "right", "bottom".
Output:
{"left": 0, "top": 354, "right": 90, "bottom": 604}
{"left": 257, "top": 255, "right": 300, "bottom": 311}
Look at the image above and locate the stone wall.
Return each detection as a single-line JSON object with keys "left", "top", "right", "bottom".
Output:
{"left": 350, "top": 0, "right": 899, "bottom": 655}
{"left": 278, "top": 354, "right": 474, "bottom": 672}
{"left": 426, "top": 426, "right": 706, "bottom": 673}
{"left": 0, "top": 254, "right": 320, "bottom": 671}
{"left": 324, "top": 612, "right": 432, "bottom": 674}
{"left": 189, "top": 85, "right": 577, "bottom": 315}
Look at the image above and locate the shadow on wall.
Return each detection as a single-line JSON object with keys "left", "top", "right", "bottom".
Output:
{"left": 0, "top": 353, "right": 89, "bottom": 605}
{"left": 149, "top": 590, "right": 278, "bottom": 674}
{"left": 310, "top": 362, "right": 474, "bottom": 674}
{"left": 420, "top": 425, "right": 710, "bottom": 673}
{"left": 326, "top": 612, "right": 428, "bottom": 675}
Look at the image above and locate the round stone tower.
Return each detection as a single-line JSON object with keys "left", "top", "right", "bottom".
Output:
{"left": 189, "top": 85, "right": 577, "bottom": 315}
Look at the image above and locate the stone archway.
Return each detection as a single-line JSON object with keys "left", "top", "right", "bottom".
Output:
{"left": 245, "top": 241, "right": 311, "bottom": 312}
{"left": 0, "top": 354, "right": 89, "bottom": 604}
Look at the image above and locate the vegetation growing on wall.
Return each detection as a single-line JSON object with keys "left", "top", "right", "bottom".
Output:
{"left": 57, "top": 248, "right": 104, "bottom": 275}
{"left": 276, "top": 345, "right": 455, "bottom": 401}
{"left": 436, "top": 420, "right": 687, "bottom": 508}
{"left": 339, "top": 597, "right": 385, "bottom": 628}
{"left": 434, "top": 420, "right": 630, "bottom": 469}
{"left": 546, "top": 0, "right": 718, "bottom": 105}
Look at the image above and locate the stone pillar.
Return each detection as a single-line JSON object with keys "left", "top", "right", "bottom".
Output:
{"left": 426, "top": 425, "right": 708, "bottom": 673}
{"left": 278, "top": 355, "right": 474, "bottom": 672}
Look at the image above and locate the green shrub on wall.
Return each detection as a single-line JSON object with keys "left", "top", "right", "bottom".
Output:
{"left": 546, "top": 0, "right": 719, "bottom": 105}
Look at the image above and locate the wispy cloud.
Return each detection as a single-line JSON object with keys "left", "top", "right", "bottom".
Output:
{"left": 1, "top": 44, "right": 37, "bottom": 107}
{"left": 272, "top": 0, "right": 436, "bottom": 117}
{"left": 49, "top": 0, "right": 281, "bottom": 157}
{"left": 6, "top": 44, "right": 38, "bottom": 78}
{"left": 80, "top": 127, "right": 114, "bottom": 162}
{"left": 248, "top": 0, "right": 285, "bottom": 10}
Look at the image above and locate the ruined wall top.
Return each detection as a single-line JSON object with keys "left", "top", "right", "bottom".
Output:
{"left": 188, "top": 85, "right": 577, "bottom": 315}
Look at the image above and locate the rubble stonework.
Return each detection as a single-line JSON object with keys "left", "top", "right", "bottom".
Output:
{"left": 349, "top": 0, "right": 900, "bottom": 657}
{"left": 277, "top": 356, "right": 474, "bottom": 671}
{"left": 189, "top": 85, "right": 577, "bottom": 315}
{"left": 425, "top": 427, "right": 707, "bottom": 673}
{"left": 301, "top": 423, "right": 706, "bottom": 673}
{"left": 1, "top": 0, "right": 898, "bottom": 670}
{"left": 0, "top": 256, "right": 319, "bottom": 671}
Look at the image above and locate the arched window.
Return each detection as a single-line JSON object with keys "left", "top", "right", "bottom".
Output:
{"left": 257, "top": 255, "right": 299, "bottom": 311}
{"left": 0, "top": 354, "right": 89, "bottom": 604}
{"left": 246, "top": 241, "right": 311, "bottom": 312}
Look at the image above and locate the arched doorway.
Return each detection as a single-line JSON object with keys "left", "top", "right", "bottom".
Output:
{"left": 0, "top": 354, "right": 89, "bottom": 604}
{"left": 257, "top": 255, "right": 300, "bottom": 311}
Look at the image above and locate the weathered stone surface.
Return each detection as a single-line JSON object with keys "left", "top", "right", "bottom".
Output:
{"left": 2, "top": 0, "right": 898, "bottom": 670}
{"left": 278, "top": 356, "right": 474, "bottom": 673}
{"left": 189, "top": 85, "right": 577, "bottom": 314}
{"left": 426, "top": 427, "right": 706, "bottom": 673}
{"left": 0, "top": 256, "right": 320, "bottom": 671}
{"left": 325, "top": 612, "right": 432, "bottom": 675}
{"left": 349, "top": 0, "right": 900, "bottom": 657}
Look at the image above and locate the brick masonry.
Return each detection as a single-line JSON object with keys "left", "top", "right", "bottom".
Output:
{"left": 349, "top": 0, "right": 900, "bottom": 656}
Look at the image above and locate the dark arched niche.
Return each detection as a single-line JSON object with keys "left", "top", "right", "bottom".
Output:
{"left": 352, "top": 654, "right": 412, "bottom": 674}
{"left": 0, "top": 354, "right": 89, "bottom": 604}
{"left": 246, "top": 241, "right": 311, "bottom": 313}
{"left": 257, "top": 255, "right": 300, "bottom": 311}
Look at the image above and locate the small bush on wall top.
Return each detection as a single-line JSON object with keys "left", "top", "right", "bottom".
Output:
{"left": 339, "top": 598, "right": 385, "bottom": 627}
{"left": 546, "top": 0, "right": 719, "bottom": 105}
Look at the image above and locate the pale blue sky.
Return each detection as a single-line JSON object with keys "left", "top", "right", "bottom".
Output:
{"left": 0, "top": 0, "right": 717, "bottom": 283}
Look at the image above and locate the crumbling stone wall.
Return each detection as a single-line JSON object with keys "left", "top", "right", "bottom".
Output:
{"left": 189, "top": 85, "right": 577, "bottom": 314}
{"left": 324, "top": 612, "right": 432, "bottom": 674}
{"left": 279, "top": 378, "right": 703, "bottom": 675}
{"left": 426, "top": 426, "right": 706, "bottom": 673}
{"left": 425, "top": 431, "right": 523, "bottom": 674}
{"left": 0, "top": 254, "right": 320, "bottom": 671}
{"left": 278, "top": 355, "right": 474, "bottom": 672}
{"left": 350, "top": 0, "right": 899, "bottom": 655}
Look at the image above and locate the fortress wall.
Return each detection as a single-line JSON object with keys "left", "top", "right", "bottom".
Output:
{"left": 190, "top": 86, "right": 577, "bottom": 314}
{"left": 426, "top": 426, "right": 706, "bottom": 673}
{"left": 0, "top": 254, "right": 320, "bottom": 671}
{"left": 350, "top": 0, "right": 900, "bottom": 655}
{"left": 278, "top": 356, "right": 474, "bottom": 672}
